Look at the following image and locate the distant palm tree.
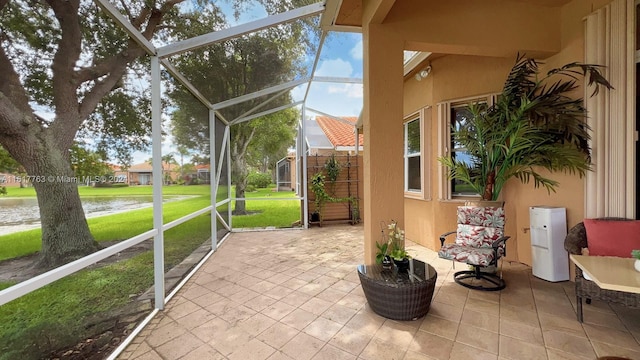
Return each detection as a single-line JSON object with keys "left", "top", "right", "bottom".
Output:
{"left": 147, "top": 153, "right": 178, "bottom": 185}
{"left": 176, "top": 145, "right": 191, "bottom": 181}
{"left": 161, "top": 153, "right": 177, "bottom": 185}
{"left": 439, "top": 55, "right": 613, "bottom": 201}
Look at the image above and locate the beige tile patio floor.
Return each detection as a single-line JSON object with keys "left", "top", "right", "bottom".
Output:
{"left": 118, "top": 224, "right": 640, "bottom": 360}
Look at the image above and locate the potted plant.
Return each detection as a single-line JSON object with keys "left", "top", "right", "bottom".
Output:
{"left": 350, "top": 197, "right": 360, "bottom": 224}
{"left": 438, "top": 55, "right": 613, "bottom": 201}
{"left": 632, "top": 250, "right": 640, "bottom": 272}
{"left": 324, "top": 153, "right": 341, "bottom": 195}
{"left": 375, "top": 241, "right": 393, "bottom": 269}
{"left": 376, "top": 220, "right": 411, "bottom": 272}
{"left": 310, "top": 172, "right": 330, "bottom": 223}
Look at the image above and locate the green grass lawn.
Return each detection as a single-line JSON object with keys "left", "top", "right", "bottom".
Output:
{"left": 0, "top": 184, "right": 301, "bottom": 359}
{"left": 0, "top": 189, "right": 212, "bottom": 261}
{"left": 232, "top": 188, "right": 301, "bottom": 228}
{"left": 0, "top": 185, "right": 300, "bottom": 261}
{"left": 0, "top": 213, "right": 213, "bottom": 360}
{"left": 2, "top": 184, "right": 213, "bottom": 197}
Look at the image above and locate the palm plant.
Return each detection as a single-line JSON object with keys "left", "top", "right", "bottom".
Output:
{"left": 439, "top": 55, "right": 613, "bottom": 201}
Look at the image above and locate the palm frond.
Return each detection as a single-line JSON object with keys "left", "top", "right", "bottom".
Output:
{"left": 438, "top": 54, "right": 612, "bottom": 200}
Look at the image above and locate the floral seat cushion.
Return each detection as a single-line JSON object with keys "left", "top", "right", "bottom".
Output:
{"left": 455, "top": 206, "right": 505, "bottom": 247}
{"left": 456, "top": 224, "right": 503, "bottom": 247}
{"left": 438, "top": 244, "right": 497, "bottom": 267}
{"left": 439, "top": 206, "right": 506, "bottom": 267}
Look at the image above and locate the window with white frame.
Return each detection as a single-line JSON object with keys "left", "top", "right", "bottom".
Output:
{"left": 404, "top": 107, "right": 430, "bottom": 199}
{"left": 404, "top": 112, "right": 422, "bottom": 196}
{"left": 438, "top": 95, "right": 495, "bottom": 200}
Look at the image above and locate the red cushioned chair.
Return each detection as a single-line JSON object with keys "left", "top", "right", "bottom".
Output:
{"left": 438, "top": 205, "right": 510, "bottom": 291}
{"left": 564, "top": 218, "right": 640, "bottom": 322}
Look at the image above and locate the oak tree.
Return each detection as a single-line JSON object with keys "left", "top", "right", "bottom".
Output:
{"left": 1, "top": 0, "right": 191, "bottom": 268}
{"left": 168, "top": 6, "right": 308, "bottom": 214}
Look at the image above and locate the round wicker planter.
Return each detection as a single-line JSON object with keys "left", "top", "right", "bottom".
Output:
{"left": 357, "top": 260, "right": 437, "bottom": 321}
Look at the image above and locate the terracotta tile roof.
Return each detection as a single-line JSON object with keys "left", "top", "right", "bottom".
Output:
{"left": 128, "top": 161, "right": 178, "bottom": 172}
{"left": 315, "top": 116, "right": 363, "bottom": 148}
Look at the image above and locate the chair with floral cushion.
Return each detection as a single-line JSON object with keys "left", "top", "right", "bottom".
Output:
{"left": 438, "top": 205, "right": 510, "bottom": 291}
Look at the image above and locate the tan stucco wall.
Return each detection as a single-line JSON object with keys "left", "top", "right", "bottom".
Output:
{"left": 386, "top": 0, "right": 563, "bottom": 58}
{"left": 403, "top": 55, "right": 517, "bottom": 255}
{"left": 362, "top": 0, "right": 616, "bottom": 266}
{"left": 397, "top": 0, "right": 615, "bottom": 266}
{"left": 362, "top": 21, "right": 405, "bottom": 264}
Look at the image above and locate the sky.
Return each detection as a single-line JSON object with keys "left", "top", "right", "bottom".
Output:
{"left": 294, "top": 32, "right": 363, "bottom": 117}
{"left": 34, "top": 2, "right": 364, "bottom": 166}
{"left": 125, "top": 2, "right": 364, "bottom": 164}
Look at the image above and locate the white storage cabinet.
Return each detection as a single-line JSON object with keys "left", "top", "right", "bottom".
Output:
{"left": 529, "top": 206, "right": 569, "bottom": 282}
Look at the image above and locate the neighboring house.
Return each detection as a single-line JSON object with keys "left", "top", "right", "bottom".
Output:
{"left": 314, "top": 116, "right": 363, "bottom": 155}
{"left": 327, "top": 0, "right": 633, "bottom": 266}
{"left": 304, "top": 117, "right": 335, "bottom": 155}
{"left": 127, "top": 161, "right": 178, "bottom": 185}
{"left": 305, "top": 116, "right": 365, "bottom": 223}
{"left": 282, "top": 116, "right": 362, "bottom": 193}
{"left": 276, "top": 153, "right": 295, "bottom": 192}
{"left": 110, "top": 165, "right": 128, "bottom": 184}
{"left": 195, "top": 164, "right": 210, "bottom": 184}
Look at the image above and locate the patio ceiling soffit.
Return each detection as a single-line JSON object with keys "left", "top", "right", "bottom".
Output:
{"left": 321, "top": 0, "right": 362, "bottom": 32}
{"left": 157, "top": 2, "right": 326, "bottom": 58}
{"left": 403, "top": 52, "right": 431, "bottom": 76}
{"left": 363, "top": 0, "right": 395, "bottom": 25}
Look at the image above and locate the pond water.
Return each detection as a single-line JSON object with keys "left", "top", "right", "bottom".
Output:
{"left": 0, "top": 196, "right": 187, "bottom": 236}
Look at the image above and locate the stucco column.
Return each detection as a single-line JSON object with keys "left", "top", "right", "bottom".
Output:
{"left": 362, "top": 23, "right": 404, "bottom": 264}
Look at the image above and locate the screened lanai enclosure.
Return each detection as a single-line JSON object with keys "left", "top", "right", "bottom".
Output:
{"left": 0, "top": 0, "right": 363, "bottom": 358}
{"left": 143, "top": 0, "right": 363, "bottom": 234}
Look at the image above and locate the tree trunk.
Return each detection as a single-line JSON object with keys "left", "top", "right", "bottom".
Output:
{"left": 34, "top": 180, "right": 99, "bottom": 269}
{"left": 0, "top": 1, "right": 184, "bottom": 270}
{"left": 483, "top": 172, "right": 495, "bottom": 201}
{"left": 231, "top": 149, "right": 248, "bottom": 215}
{"left": 234, "top": 180, "right": 247, "bottom": 215}
{"left": 29, "top": 144, "right": 99, "bottom": 269}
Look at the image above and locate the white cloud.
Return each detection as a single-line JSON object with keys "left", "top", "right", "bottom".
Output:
{"left": 315, "top": 58, "right": 353, "bottom": 77}
{"left": 290, "top": 84, "right": 305, "bottom": 101}
{"left": 304, "top": 83, "right": 362, "bottom": 117}
{"left": 327, "top": 84, "right": 363, "bottom": 99}
{"left": 350, "top": 39, "right": 363, "bottom": 60}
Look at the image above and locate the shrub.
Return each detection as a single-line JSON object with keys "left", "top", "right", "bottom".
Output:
{"left": 247, "top": 172, "right": 272, "bottom": 188}
{"left": 245, "top": 184, "right": 256, "bottom": 192}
